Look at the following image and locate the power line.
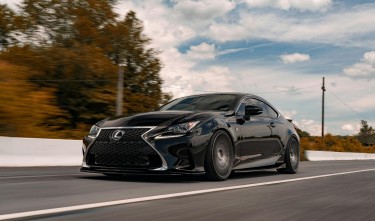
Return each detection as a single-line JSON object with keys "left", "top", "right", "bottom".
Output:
{"left": 258, "top": 84, "right": 320, "bottom": 94}
{"left": 5, "top": 77, "right": 320, "bottom": 95}
{"left": 6, "top": 77, "right": 325, "bottom": 103}
{"left": 161, "top": 83, "right": 320, "bottom": 95}
{"left": 161, "top": 85, "right": 219, "bottom": 93}
{"left": 327, "top": 89, "right": 371, "bottom": 121}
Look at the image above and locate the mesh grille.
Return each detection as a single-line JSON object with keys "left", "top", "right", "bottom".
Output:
{"left": 87, "top": 128, "right": 161, "bottom": 168}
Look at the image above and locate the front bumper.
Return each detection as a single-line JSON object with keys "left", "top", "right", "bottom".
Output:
{"left": 80, "top": 163, "right": 205, "bottom": 175}
{"left": 81, "top": 127, "right": 211, "bottom": 175}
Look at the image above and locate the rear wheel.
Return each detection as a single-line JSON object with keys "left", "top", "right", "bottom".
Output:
{"left": 205, "top": 131, "right": 234, "bottom": 181}
{"left": 277, "top": 137, "right": 299, "bottom": 174}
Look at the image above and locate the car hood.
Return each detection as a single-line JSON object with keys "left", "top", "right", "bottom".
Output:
{"left": 100, "top": 111, "right": 223, "bottom": 128}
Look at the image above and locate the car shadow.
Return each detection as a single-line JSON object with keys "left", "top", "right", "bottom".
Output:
{"left": 78, "top": 173, "right": 205, "bottom": 183}
{"left": 78, "top": 169, "right": 281, "bottom": 183}
{"left": 230, "top": 170, "right": 280, "bottom": 180}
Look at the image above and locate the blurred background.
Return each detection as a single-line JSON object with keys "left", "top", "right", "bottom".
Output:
{"left": 0, "top": 0, "right": 374, "bottom": 156}
{"left": 0, "top": 0, "right": 171, "bottom": 139}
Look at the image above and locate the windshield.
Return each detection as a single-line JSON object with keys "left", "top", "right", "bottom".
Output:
{"left": 159, "top": 94, "right": 238, "bottom": 112}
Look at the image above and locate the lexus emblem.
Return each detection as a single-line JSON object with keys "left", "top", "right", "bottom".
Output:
{"left": 111, "top": 130, "right": 125, "bottom": 141}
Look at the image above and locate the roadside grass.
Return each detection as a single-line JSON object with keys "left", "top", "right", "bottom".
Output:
{"left": 300, "top": 134, "right": 375, "bottom": 161}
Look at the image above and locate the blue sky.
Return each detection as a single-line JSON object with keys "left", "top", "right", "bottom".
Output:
{"left": 2, "top": 0, "right": 375, "bottom": 135}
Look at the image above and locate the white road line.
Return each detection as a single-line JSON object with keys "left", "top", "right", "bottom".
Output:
{"left": 1, "top": 168, "right": 375, "bottom": 220}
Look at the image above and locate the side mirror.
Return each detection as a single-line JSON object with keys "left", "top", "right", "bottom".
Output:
{"left": 244, "top": 105, "right": 263, "bottom": 120}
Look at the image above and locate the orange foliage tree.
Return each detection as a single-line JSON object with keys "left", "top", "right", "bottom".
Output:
{"left": 295, "top": 125, "right": 375, "bottom": 161}
{"left": 0, "top": 0, "right": 171, "bottom": 139}
{"left": 0, "top": 60, "right": 70, "bottom": 138}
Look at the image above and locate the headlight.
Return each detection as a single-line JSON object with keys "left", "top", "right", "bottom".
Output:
{"left": 167, "top": 121, "right": 200, "bottom": 134}
{"left": 88, "top": 125, "right": 100, "bottom": 138}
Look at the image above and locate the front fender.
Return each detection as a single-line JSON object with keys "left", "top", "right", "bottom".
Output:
{"left": 188, "top": 117, "right": 237, "bottom": 171}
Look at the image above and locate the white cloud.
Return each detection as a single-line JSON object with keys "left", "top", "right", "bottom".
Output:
{"left": 364, "top": 51, "right": 375, "bottom": 64}
{"left": 242, "top": 0, "right": 332, "bottom": 12}
{"left": 343, "top": 51, "right": 375, "bottom": 80}
{"left": 173, "top": 0, "right": 235, "bottom": 27}
{"left": 114, "top": 0, "right": 196, "bottom": 49}
{"left": 280, "top": 53, "right": 310, "bottom": 64}
{"left": 301, "top": 119, "right": 315, "bottom": 126}
{"left": 207, "top": 23, "right": 248, "bottom": 42}
{"left": 0, "top": 0, "right": 19, "bottom": 10}
{"left": 186, "top": 43, "right": 216, "bottom": 60}
{"left": 340, "top": 123, "right": 361, "bottom": 135}
{"left": 341, "top": 124, "right": 354, "bottom": 132}
{"left": 273, "top": 85, "right": 302, "bottom": 95}
{"left": 289, "top": 117, "right": 321, "bottom": 136}
{"left": 162, "top": 65, "right": 236, "bottom": 98}
{"left": 190, "top": 66, "right": 236, "bottom": 92}
{"left": 295, "top": 119, "right": 322, "bottom": 136}
{"left": 280, "top": 110, "right": 297, "bottom": 120}
{"left": 206, "top": 4, "right": 375, "bottom": 47}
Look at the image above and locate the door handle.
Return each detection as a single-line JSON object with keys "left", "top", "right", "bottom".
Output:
{"left": 270, "top": 122, "right": 276, "bottom": 128}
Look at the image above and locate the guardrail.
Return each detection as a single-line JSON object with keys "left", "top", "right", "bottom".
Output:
{"left": 305, "top": 150, "right": 375, "bottom": 161}
{"left": 1, "top": 137, "right": 374, "bottom": 166}
{"left": 0, "top": 136, "right": 82, "bottom": 167}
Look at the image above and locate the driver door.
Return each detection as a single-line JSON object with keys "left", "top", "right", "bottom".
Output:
{"left": 235, "top": 98, "right": 281, "bottom": 169}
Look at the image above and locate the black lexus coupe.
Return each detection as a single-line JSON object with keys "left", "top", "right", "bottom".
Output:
{"left": 81, "top": 93, "right": 300, "bottom": 180}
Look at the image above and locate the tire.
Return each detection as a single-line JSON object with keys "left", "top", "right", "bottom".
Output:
{"left": 277, "top": 137, "right": 300, "bottom": 174}
{"left": 205, "top": 131, "right": 234, "bottom": 181}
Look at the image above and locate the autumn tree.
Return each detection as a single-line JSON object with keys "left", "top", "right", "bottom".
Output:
{"left": 0, "top": 60, "right": 69, "bottom": 138}
{"left": 103, "top": 11, "right": 167, "bottom": 114}
{"left": 356, "top": 120, "right": 375, "bottom": 146}
{"left": 0, "top": 4, "right": 19, "bottom": 50}
{"left": 17, "top": 0, "right": 118, "bottom": 47}
{"left": 294, "top": 125, "right": 310, "bottom": 138}
{"left": 0, "top": 0, "right": 170, "bottom": 138}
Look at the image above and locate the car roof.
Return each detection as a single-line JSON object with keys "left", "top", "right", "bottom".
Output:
{"left": 181, "top": 92, "right": 268, "bottom": 102}
{"left": 177, "top": 92, "right": 274, "bottom": 108}
{"left": 180, "top": 92, "right": 252, "bottom": 98}
{"left": 160, "top": 92, "right": 282, "bottom": 117}
{"left": 190, "top": 93, "right": 280, "bottom": 115}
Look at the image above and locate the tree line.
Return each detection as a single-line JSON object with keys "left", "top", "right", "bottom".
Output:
{"left": 296, "top": 120, "right": 375, "bottom": 160}
{"left": 0, "top": 0, "right": 171, "bottom": 139}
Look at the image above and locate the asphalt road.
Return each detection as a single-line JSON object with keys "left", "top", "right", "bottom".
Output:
{"left": 1, "top": 160, "right": 375, "bottom": 221}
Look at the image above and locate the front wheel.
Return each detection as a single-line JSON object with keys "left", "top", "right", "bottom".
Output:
{"left": 205, "top": 131, "right": 234, "bottom": 181}
{"left": 277, "top": 137, "right": 300, "bottom": 174}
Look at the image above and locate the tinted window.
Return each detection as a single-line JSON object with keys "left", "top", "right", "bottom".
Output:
{"left": 236, "top": 98, "right": 256, "bottom": 116}
{"left": 236, "top": 98, "right": 268, "bottom": 118}
{"left": 265, "top": 104, "right": 278, "bottom": 119}
{"left": 160, "top": 94, "right": 237, "bottom": 111}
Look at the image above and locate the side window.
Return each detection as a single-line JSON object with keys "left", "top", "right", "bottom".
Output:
{"left": 236, "top": 98, "right": 268, "bottom": 118}
{"left": 250, "top": 99, "right": 268, "bottom": 118}
{"left": 236, "top": 98, "right": 252, "bottom": 116}
{"left": 265, "top": 105, "right": 278, "bottom": 119}
{"left": 253, "top": 100, "right": 280, "bottom": 119}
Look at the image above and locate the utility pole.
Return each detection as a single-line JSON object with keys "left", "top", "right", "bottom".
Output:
{"left": 116, "top": 65, "right": 124, "bottom": 116}
{"left": 321, "top": 77, "right": 326, "bottom": 138}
